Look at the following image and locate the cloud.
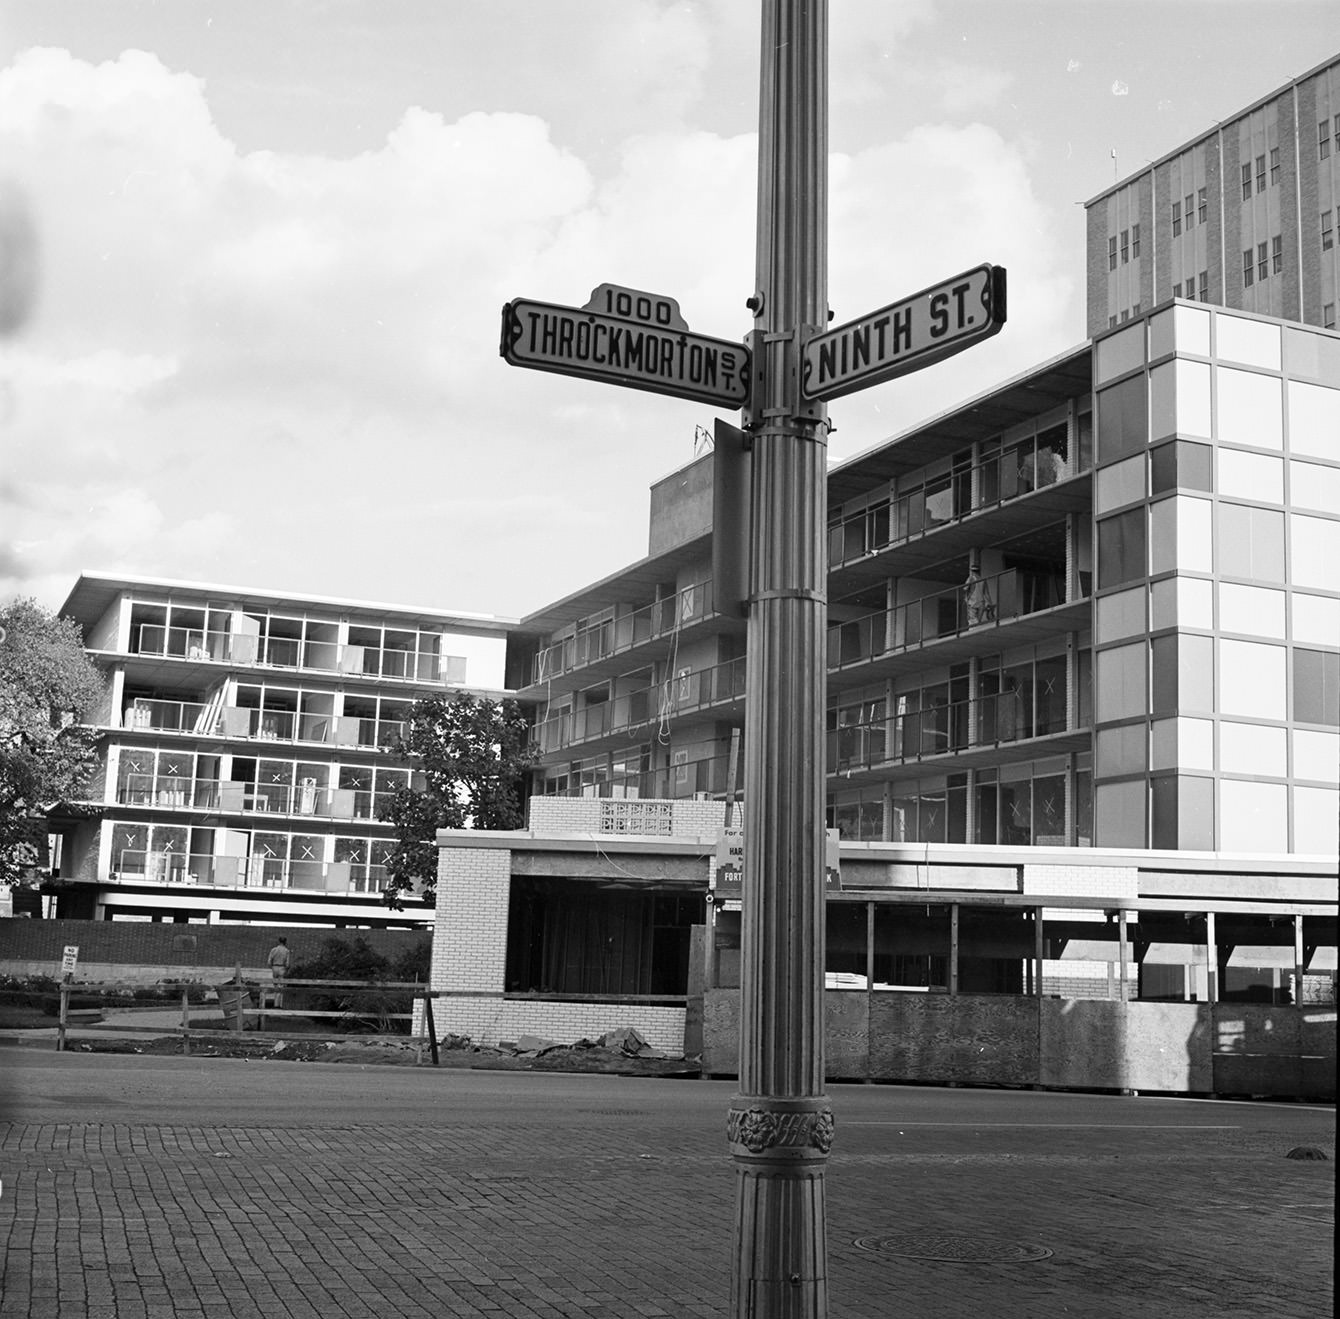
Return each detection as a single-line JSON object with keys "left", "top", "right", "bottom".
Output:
{"left": 0, "top": 43, "right": 1075, "bottom": 617}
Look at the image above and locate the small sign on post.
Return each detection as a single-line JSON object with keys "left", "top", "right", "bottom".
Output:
{"left": 60, "top": 945, "right": 79, "bottom": 980}
{"left": 499, "top": 284, "right": 750, "bottom": 408}
{"left": 801, "top": 263, "right": 1007, "bottom": 402}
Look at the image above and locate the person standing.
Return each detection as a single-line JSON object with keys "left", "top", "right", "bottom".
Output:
{"left": 267, "top": 936, "right": 290, "bottom": 1006}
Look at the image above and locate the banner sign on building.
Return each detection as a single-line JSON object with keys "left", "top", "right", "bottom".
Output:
{"left": 500, "top": 284, "right": 750, "bottom": 409}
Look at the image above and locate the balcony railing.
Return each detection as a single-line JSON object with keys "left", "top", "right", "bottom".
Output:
{"left": 122, "top": 699, "right": 405, "bottom": 750}
{"left": 829, "top": 691, "right": 1077, "bottom": 774}
{"left": 530, "top": 580, "right": 717, "bottom": 686}
{"left": 534, "top": 655, "right": 746, "bottom": 754}
{"left": 828, "top": 566, "right": 1072, "bottom": 672}
{"left": 114, "top": 774, "right": 392, "bottom": 822}
{"left": 536, "top": 749, "right": 735, "bottom": 802}
{"left": 130, "top": 623, "right": 465, "bottom": 685}
{"left": 113, "top": 849, "right": 388, "bottom": 895}
{"left": 828, "top": 432, "right": 1083, "bottom": 570}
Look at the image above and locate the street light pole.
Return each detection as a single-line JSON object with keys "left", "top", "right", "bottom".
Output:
{"left": 728, "top": 2, "right": 831, "bottom": 1317}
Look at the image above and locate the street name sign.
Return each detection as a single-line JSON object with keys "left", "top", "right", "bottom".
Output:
{"left": 801, "top": 263, "right": 1006, "bottom": 402}
{"left": 500, "top": 284, "right": 750, "bottom": 408}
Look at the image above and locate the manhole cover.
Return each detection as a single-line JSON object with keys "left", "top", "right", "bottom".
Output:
{"left": 854, "top": 1235, "right": 1053, "bottom": 1263}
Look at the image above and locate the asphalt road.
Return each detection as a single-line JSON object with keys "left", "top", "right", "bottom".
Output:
{"left": 0, "top": 1046, "right": 1334, "bottom": 1318}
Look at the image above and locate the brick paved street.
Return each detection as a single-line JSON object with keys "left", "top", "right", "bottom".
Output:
{"left": 0, "top": 1046, "right": 1333, "bottom": 1318}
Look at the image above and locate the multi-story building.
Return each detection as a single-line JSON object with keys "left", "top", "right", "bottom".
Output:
{"left": 52, "top": 573, "right": 514, "bottom": 928}
{"left": 515, "top": 302, "right": 1339, "bottom": 855}
{"left": 1086, "top": 53, "right": 1339, "bottom": 335}
{"left": 462, "top": 297, "right": 1338, "bottom": 1095}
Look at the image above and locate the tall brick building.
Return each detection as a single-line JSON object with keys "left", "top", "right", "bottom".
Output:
{"left": 1086, "top": 54, "right": 1340, "bottom": 336}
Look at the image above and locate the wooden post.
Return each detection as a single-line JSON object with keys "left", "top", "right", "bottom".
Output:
{"left": 949, "top": 904, "right": 960, "bottom": 996}
{"left": 57, "top": 981, "right": 69, "bottom": 1053}
{"left": 1117, "top": 910, "right": 1130, "bottom": 1003}
{"left": 424, "top": 994, "right": 440, "bottom": 1067}
{"left": 1205, "top": 911, "right": 1218, "bottom": 1004}
{"left": 181, "top": 985, "right": 191, "bottom": 1057}
{"left": 1293, "top": 915, "right": 1304, "bottom": 1008}
{"left": 1034, "top": 907, "right": 1045, "bottom": 997}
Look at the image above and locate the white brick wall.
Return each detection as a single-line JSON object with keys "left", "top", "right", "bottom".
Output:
{"left": 1022, "top": 864, "right": 1139, "bottom": 900}
{"left": 433, "top": 846, "right": 511, "bottom": 993}
{"left": 528, "top": 798, "right": 602, "bottom": 832}
{"left": 425, "top": 838, "right": 688, "bottom": 1054}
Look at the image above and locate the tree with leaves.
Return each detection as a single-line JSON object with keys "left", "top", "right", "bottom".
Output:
{"left": 0, "top": 598, "right": 105, "bottom": 886}
{"left": 377, "top": 693, "right": 534, "bottom": 909}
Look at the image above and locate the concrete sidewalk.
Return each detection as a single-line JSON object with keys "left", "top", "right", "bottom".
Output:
{"left": 0, "top": 1048, "right": 1333, "bottom": 1318}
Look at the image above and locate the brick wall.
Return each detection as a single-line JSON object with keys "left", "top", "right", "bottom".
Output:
{"left": 1086, "top": 200, "right": 1113, "bottom": 337}
{"left": 1021, "top": 864, "right": 1139, "bottom": 900}
{"left": 527, "top": 797, "right": 726, "bottom": 837}
{"left": 1297, "top": 75, "right": 1322, "bottom": 324}
{"left": 0, "top": 918, "right": 428, "bottom": 982}
{"left": 428, "top": 996, "right": 685, "bottom": 1054}
{"left": 433, "top": 846, "right": 511, "bottom": 994}
{"left": 1041, "top": 959, "right": 1134, "bottom": 1000}
{"left": 426, "top": 840, "right": 688, "bottom": 1052}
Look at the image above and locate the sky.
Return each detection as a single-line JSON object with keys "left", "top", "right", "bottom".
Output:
{"left": 1, "top": 1, "right": 1337, "bottom": 622}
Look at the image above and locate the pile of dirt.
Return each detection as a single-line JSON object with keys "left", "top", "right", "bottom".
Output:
{"left": 66, "top": 1032, "right": 701, "bottom": 1075}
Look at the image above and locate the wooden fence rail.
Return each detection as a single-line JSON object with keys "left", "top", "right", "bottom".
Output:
{"left": 53, "top": 977, "right": 454, "bottom": 1065}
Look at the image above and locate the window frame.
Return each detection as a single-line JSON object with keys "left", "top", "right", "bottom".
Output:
{"left": 1242, "top": 249, "right": 1254, "bottom": 288}
{"left": 1172, "top": 200, "right": 1182, "bottom": 237}
{"left": 1241, "top": 162, "right": 1253, "bottom": 200}
{"left": 1269, "top": 146, "right": 1280, "bottom": 185}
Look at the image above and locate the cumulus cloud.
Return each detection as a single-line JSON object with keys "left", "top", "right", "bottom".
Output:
{"left": 0, "top": 42, "right": 1074, "bottom": 615}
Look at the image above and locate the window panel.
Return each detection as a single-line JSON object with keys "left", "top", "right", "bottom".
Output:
{"left": 1095, "top": 780, "right": 1145, "bottom": 848}
{"left": 1094, "top": 452, "right": 1145, "bottom": 512}
{"left": 1294, "top": 730, "right": 1340, "bottom": 783}
{"left": 1293, "top": 648, "right": 1340, "bottom": 727}
{"left": 1220, "top": 722, "right": 1288, "bottom": 777}
{"left": 1094, "top": 641, "right": 1148, "bottom": 723}
{"left": 1218, "top": 583, "right": 1286, "bottom": 637}
{"left": 1295, "top": 786, "right": 1340, "bottom": 854}
{"left": 1218, "top": 638, "right": 1287, "bottom": 720}
{"left": 1097, "top": 507, "right": 1146, "bottom": 590}
{"left": 1150, "top": 440, "right": 1212, "bottom": 494}
{"left": 1219, "top": 779, "right": 1287, "bottom": 852}
{"left": 1292, "top": 593, "right": 1340, "bottom": 646}
{"left": 1289, "top": 514, "right": 1340, "bottom": 590}
{"left": 1216, "top": 314, "right": 1282, "bottom": 370}
{"left": 1216, "top": 368, "right": 1283, "bottom": 449}
{"left": 1218, "top": 449, "right": 1283, "bottom": 503}
{"left": 1286, "top": 380, "right": 1340, "bottom": 460}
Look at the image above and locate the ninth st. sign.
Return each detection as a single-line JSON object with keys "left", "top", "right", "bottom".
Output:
{"left": 801, "top": 264, "right": 1006, "bottom": 402}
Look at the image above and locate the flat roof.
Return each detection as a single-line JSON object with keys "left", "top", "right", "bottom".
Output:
{"left": 59, "top": 571, "right": 518, "bottom": 634}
